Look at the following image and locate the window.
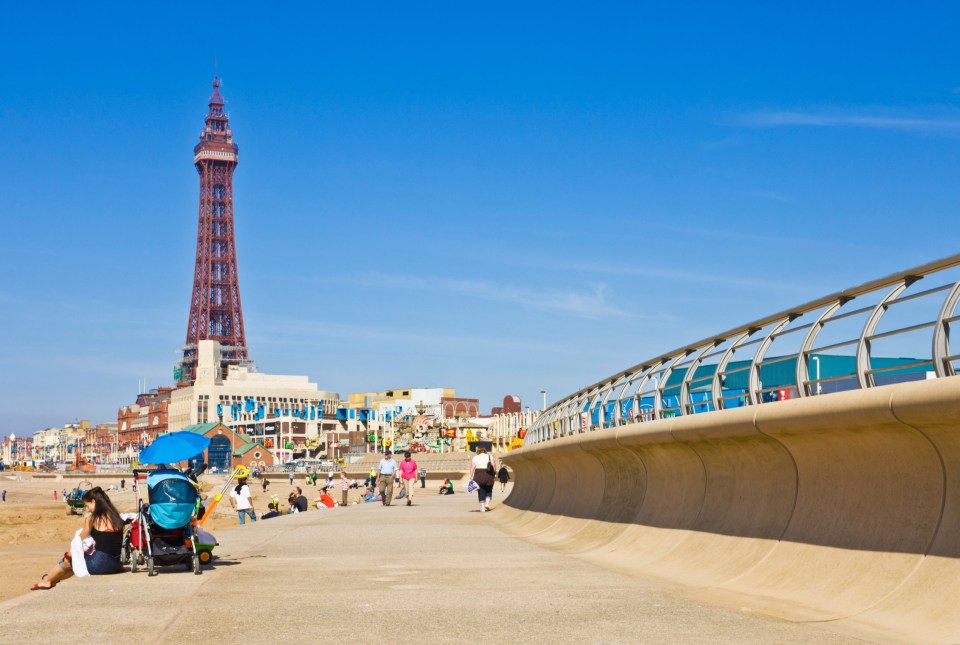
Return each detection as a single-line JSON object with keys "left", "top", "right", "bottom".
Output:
{"left": 208, "top": 435, "right": 232, "bottom": 471}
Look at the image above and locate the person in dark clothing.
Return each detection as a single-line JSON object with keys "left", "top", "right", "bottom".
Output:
{"left": 261, "top": 501, "right": 281, "bottom": 519}
{"left": 290, "top": 487, "right": 308, "bottom": 513}
{"left": 497, "top": 465, "right": 510, "bottom": 492}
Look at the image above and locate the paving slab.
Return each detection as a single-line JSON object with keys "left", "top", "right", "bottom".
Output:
{"left": 1, "top": 487, "right": 866, "bottom": 644}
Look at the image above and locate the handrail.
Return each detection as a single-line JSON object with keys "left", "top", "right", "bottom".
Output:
{"left": 528, "top": 253, "right": 960, "bottom": 445}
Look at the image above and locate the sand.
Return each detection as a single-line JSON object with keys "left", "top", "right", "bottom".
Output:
{"left": 0, "top": 472, "right": 272, "bottom": 602}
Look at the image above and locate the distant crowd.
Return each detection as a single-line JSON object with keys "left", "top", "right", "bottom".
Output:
{"left": 228, "top": 449, "right": 510, "bottom": 522}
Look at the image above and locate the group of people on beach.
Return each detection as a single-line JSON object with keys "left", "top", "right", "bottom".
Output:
{"left": 29, "top": 452, "right": 512, "bottom": 591}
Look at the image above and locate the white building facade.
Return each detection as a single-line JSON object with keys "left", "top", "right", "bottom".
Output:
{"left": 168, "top": 341, "right": 341, "bottom": 463}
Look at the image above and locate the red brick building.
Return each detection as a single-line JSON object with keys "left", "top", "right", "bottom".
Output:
{"left": 117, "top": 388, "right": 172, "bottom": 448}
{"left": 181, "top": 423, "right": 276, "bottom": 471}
{"left": 491, "top": 394, "right": 522, "bottom": 415}
{"left": 441, "top": 396, "right": 479, "bottom": 418}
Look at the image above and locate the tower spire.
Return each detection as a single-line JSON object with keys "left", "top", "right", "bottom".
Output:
{"left": 177, "top": 78, "right": 249, "bottom": 384}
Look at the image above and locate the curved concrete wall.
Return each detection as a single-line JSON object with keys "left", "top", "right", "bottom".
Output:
{"left": 495, "top": 376, "right": 960, "bottom": 644}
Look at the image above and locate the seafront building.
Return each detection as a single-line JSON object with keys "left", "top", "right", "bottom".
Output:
{"left": 337, "top": 387, "right": 484, "bottom": 454}
{"left": 117, "top": 388, "right": 171, "bottom": 449}
{"left": 167, "top": 340, "right": 340, "bottom": 464}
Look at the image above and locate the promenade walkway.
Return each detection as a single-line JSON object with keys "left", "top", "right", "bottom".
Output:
{"left": 1, "top": 486, "right": 865, "bottom": 645}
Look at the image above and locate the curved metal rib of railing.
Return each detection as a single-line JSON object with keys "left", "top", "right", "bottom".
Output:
{"left": 528, "top": 253, "right": 960, "bottom": 446}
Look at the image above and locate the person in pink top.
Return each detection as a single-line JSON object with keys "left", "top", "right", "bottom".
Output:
{"left": 398, "top": 451, "right": 418, "bottom": 507}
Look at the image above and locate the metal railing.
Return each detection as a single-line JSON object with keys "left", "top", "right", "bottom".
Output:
{"left": 527, "top": 253, "right": 960, "bottom": 446}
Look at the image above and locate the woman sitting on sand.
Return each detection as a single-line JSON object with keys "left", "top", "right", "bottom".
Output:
{"left": 32, "top": 487, "right": 123, "bottom": 590}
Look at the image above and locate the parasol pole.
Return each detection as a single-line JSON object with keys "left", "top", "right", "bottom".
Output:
{"left": 198, "top": 465, "right": 247, "bottom": 526}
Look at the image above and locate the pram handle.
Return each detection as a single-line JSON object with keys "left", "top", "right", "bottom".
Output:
{"left": 184, "top": 463, "right": 207, "bottom": 482}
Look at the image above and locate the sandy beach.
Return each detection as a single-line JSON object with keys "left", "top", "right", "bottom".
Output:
{"left": 0, "top": 472, "right": 269, "bottom": 602}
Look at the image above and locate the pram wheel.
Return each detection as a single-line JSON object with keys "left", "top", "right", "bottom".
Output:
{"left": 147, "top": 557, "right": 155, "bottom": 576}
{"left": 131, "top": 549, "right": 139, "bottom": 573}
{"left": 192, "top": 555, "right": 201, "bottom": 575}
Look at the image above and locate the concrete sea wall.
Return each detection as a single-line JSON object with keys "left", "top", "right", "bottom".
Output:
{"left": 496, "top": 375, "right": 960, "bottom": 643}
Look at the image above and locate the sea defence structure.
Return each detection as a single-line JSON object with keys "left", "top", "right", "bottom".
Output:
{"left": 499, "top": 254, "right": 960, "bottom": 644}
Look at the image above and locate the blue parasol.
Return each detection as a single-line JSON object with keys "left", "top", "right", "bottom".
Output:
{"left": 139, "top": 431, "right": 211, "bottom": 465}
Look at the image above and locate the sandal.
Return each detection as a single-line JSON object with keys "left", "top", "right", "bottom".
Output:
{"left": 30, "top": 583, "right": 53, "bottom": 591}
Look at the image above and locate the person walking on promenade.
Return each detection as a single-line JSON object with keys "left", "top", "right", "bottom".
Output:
{"left": 53, "top": 490, "right": 58, "bottom": 502}
{"left": 398, "top": 451, "right": 418, "bottom": 506}
{"left": 378, "top": 450, "right": 398, "bottom": 506}
{"left": 469, "top": 447, "right": 497, "bottom": 513}
{"left": 340, "top": 471, "right": 353, "bottom": 507}
{"left": 289, "top": 471, "right": 294, "bottom": 486}
{"left": 229, "top": 476, "right": 257, "bottom": 524}
{"left": 32, "top": 487, "right": 123, "bottom": 589}
{"left": 420, "top": 466, "right": 427, "bottom": 489}
{"left": 120, "top": 478, "right": 125, "bottom": 491}
{"left": 497, "top": 464, "right": 510, "bottom": 493}
{"left": 262, "top": 477, "right": 270, "bottom": 493}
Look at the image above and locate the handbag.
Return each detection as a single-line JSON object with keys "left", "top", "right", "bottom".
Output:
{"left": 485, "top": 456, "right": 496, "bottom": 477}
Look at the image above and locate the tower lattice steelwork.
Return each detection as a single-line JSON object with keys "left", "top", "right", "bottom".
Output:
{"left": 177, "top": 76, "right": 249, "bottom": 383}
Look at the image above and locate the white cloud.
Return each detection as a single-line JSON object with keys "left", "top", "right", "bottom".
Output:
{"left": 347, "top": 273, "right": 654, "bottom": 320}
{"left": 734, "top": 109, "right": 960, "bottom": 135}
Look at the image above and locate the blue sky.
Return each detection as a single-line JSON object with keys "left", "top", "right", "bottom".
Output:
{"left": 2, "top": 3, "right": 959, "bottom": 435}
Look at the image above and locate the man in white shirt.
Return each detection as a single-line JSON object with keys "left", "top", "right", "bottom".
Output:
{"left": 377, "top": 450, "right": 398, "bottom": 506}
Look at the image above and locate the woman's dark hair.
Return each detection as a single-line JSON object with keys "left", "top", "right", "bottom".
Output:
{"left": 235, "top": 478, "right": 247, "bottom": 495}
{"left": 81, "top": 486, "right": 122, "bottom": 531}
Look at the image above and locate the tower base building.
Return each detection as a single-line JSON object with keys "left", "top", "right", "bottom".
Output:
{"left": 168, "top": 341, "right": 340, "bottom": 464}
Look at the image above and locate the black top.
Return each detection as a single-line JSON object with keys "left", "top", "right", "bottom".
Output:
{"left": 90, "top": 527, "right": 123, "bottom": 559}
{"left": 294, "top": 495, "right": 308, "bottom": 512}
{"left": 497, "top": 467, "right": 510, "bottom": 482}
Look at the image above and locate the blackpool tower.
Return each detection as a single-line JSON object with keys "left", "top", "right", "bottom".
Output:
{"left": 177, "top": 77, "right": 249, "bottom": 383}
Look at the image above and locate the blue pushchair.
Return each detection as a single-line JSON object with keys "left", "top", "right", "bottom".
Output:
{"left": 127, "top": 468, "right": 203, "bottom": 576}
